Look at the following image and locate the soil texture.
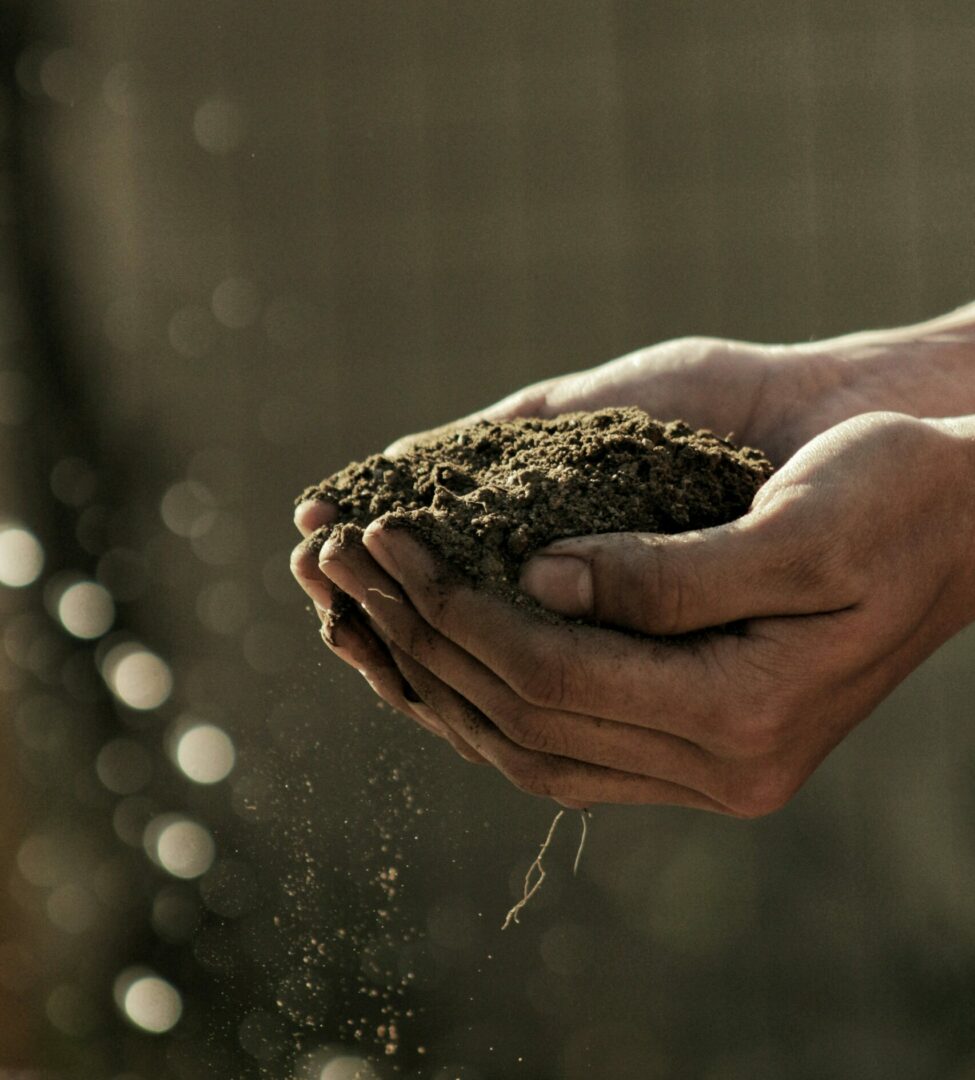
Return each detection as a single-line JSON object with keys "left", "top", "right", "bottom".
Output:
{"left": 297, "top": 407, "right": 772, "bottom": 623}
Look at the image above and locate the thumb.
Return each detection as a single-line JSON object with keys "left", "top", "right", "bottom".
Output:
{"left": 519, "top": 516, "right": 844, "bottom": 635}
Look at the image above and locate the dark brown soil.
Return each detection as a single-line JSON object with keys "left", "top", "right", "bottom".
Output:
{"left": 297, "top": 408, "right": 772, "bottom": 623}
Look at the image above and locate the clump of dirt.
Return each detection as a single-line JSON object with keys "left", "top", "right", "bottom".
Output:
{"left": 296, "top": 407, "right": 772, "bottom": 619}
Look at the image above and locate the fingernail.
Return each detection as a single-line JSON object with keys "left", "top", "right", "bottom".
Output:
{"left": 520, "top": 555, "right": 593, "bottom": 616}
{"left": 363, "top": 522, "right": 398, "bottom": 574}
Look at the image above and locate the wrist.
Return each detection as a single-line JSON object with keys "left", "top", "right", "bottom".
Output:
{"left": 795, "top": 304, "right": 975, "bottom": 422}
{"left": 930, "top": 414, "right": 975, "bottom": 624}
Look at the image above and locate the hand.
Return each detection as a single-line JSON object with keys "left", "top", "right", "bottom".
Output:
{"left": 292, "top": 335, "right": 838, "bottom": 729}
{"left": 318, "top": 412, "right": 975, "bottom": 813}
{"left": 291, "top": 311, "right": 975, "bottom": 780}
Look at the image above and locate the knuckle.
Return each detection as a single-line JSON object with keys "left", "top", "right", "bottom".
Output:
{"left": 508, "top": 648, "right": 569, "bottom": 710}
{"left": 633, "top": 540, "right": 695, "bottom": 635}
{"left": 498, "top": 706, "right": 563, "bottom": 755}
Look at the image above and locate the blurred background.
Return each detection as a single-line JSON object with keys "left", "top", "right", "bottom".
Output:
{"left": 2, "top": 1, "right": 975, "bottom": 1077}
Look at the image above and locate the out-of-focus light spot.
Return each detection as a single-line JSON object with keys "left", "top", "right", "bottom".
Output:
{"left": 114, "top": 968, "right": 182, "bottom": 1034}
{"left": 212, "top": 276, "right": 260, "bottom": 328}
{"left": 190, "top": 510, "right": 246, "bottom": 566}
{"left": 243, "top": 622, "right": 294, "bottom": 675}
{"left": 0, "top": 525, "right": 44, "bottom": 587}
{"left": 0, "top": 369, "right": 32, "bottom": 425}
{"left": 46, "top": 882, "right": 98, "bottom": 935}
{"left": 97, "top": 738, "right": 152, "bottom": 795}
{"left": 161, "top": 479, "right": 217, "bottom": 538}
{"left": 176, "top": 723, "right": 235, "bottom": 784}
{"left": 102, "top": 643, "right": 173, "bottom": 710}
{"left": 50, "top": 456, "right": 97, "bottom": 506}
{"left": 39, "top": 48, "right": 86, "bottom": 106}
{"left": 145, "top": 815, "right": 215, "bottom": 879}
{"left": 103, "top": 60, "right": 140, "bottom": 117}
{"left": 193, "top": 95, "right": 246, "bottom": 154}
{"left": 196, "top": 579, "right": 248, "bottom": 635}
{"left": 96, "top": 547, "right": 146, "bottom": 602}
{"left": 46, "top": 983, "right": 98, "bottom": 1038}
{"left": 320, "top": 1056, "right": 381, "bottom": 1080}
{"left": 168, "top": 305, "right": 215, "bottom": 359}
{"left": 17, "top": 833, "right": 68, "bottom": 887}
{"left": 58, "top": 581, "right": 115, "bottom": 639}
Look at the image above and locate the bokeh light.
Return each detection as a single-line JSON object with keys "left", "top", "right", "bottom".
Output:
{"left": 114, "top": 968, "right": 183, "bottom": 1034}
{"left": 0, "top": 524, "right": 44, "bottom": 587}
{"left": 38, "top": 47, "right": 86, "bottom": 106}
{"left": 175, "top": 723, "right": 235, "bottom": 784}
{"left": 168, "top": 305, "right": 215, "bottom": 359}
{"left": 212, "top": 276, "right": 260, "bottom": 329}
{"left": 319, "top": 1055, "right": 381, "bottom": 1080}
{"left": 102, "top": 643, "right": 173, "bottom": 710}
{"left": 193, "top": 95, "right": 246, "bottom": 154}
{"left": 46, "top": 882, "right": 99, "bottom": 935}
{"left": 160, "top": 480, "right": 217, "bottom": 538}
{"left": 57, "top": 580, "right": 115, "bottom": 639}
{"left": 144, "top": 814, "right": 215, "bottom": 879}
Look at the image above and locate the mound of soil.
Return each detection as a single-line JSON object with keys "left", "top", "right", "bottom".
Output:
{"left": 296, "top": 407, "right": 772, "bottom": 622}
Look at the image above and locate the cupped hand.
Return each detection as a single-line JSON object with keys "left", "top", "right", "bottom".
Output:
{"left": 292, "top": 333, "right": 834, "bottom": 741}
{"left": 291, "top": 318, "right": 975, "bottom": 783}
{"left": 320, "top": 412, "right": 975, "bottom": 813}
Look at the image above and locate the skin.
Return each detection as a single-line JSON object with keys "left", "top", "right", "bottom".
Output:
{"left": 292, "top": 304, "right": 975, "bottom": 815}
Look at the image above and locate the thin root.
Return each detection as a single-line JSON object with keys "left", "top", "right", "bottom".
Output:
{"left": 502, "top": 808, "right": 591, "bottom": 929}
{"left": 366, "top": 587, "right": 401, "bottom": 603}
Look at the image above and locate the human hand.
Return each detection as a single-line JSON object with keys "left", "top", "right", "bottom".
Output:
{"left": 291, "top": 333, "right": 829, "bottom": 742}
{"left": 318, "top": 411, "right": 975, "bottom": 814}
{"left": 292, "top": 309, "right": 975, "bottom": 773}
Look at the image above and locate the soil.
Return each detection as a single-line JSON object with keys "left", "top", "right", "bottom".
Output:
{"left": 296, "top": 407, "right": 773, "bottom": 626}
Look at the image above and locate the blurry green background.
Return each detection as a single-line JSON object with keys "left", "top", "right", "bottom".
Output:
{"left": 1, "top": 1, "right": 975, "bottom": 1078}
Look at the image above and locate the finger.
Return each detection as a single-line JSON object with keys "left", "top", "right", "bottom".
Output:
{"left": 346, "top": 559, "right": 724, "bottom": 796}
{"left": 362, "top": 522, "right": 730, "bottom": 742}
{"left": 294, "top": 498, "right": 336, "bottom": 537}
{"left": 316, "top": 596, "right": 450, "bottom": 740}
{"left": 519, "top": 509, "right": 858, "bottom": 636}
{"left": 290, "top": 533, "right": 337, "bottom": 611}
{"left": 318, "top": 532, "right": 487, "bottom": 762}
{"left": 390, "top": 644, "right": 730, "bottom": 811}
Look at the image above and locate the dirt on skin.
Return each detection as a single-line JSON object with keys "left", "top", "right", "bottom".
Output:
{"left": 296, "top": 407, "right": 773, "bottom": 631}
